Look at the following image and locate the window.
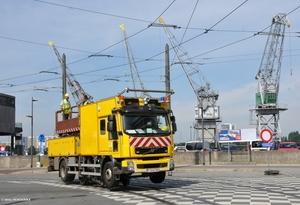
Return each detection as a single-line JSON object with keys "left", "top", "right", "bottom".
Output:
{"left": 123, "top": 114, "right": 170, "bottom": 135}
{"left": 252, "top": 141, "right": 263, "bottom": 148}
{"left": 100, "top": 119, "right": 105, "bottom": 135}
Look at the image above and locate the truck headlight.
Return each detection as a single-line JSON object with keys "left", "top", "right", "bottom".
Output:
{"left": 127, "top": 161, "right": 135, "bottom": 171}
{"left": 169, "top": 159, "right": 175, "bottom": 171}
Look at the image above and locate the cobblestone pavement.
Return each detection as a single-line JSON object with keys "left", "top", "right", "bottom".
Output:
{"left": 1, "top": 165, "right": 299, "bottom": 205}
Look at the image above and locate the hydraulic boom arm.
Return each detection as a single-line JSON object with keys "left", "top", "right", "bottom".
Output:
{"left": 48, "top": 41, "right": 93, "bottom": 105}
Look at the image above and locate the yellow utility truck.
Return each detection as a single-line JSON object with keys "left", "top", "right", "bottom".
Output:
{"left": 48, "top": 88, "right": 177, "bottom": 189}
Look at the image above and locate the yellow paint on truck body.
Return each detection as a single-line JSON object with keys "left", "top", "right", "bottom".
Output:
{"left": 48, "top": 136, "right": 80, "bottom": 156}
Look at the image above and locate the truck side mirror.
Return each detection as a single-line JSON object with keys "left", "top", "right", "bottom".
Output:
{"left": 107, "top": 115, "right": 116, "bottom": 132}
{"left": 170, "top": 116, "right": 176, "bottom": 133}
{"left": 172, "top": 122, "right": 177, "bottom": 134}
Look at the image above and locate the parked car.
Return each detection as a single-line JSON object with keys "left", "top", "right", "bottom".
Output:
{"left": 220, "top": 143, "right": 238, "bottom": 152}
{"left": 0, "top": 151, "right": 9, "bottom": 156}
{"left": 174, "top": 146, "right": 186, "bottom": 152}
{"left": 296, "top": 142, "right": 300, "bottom": 150}
{"left": 277, "top": 142, "right": 298, "bottom": 151}
{"left": 185, "top": 141, "right": 210, "bottom": 152}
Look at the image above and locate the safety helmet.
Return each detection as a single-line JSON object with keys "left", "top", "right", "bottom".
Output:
{"left": 65, "top": 93, "right": 69, "bottom": 97}
{"left": 161, "top": 126, "right": 169, "bottom": 131}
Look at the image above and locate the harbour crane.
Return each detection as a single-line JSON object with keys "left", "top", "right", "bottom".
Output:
{"left": 157, "top": 18, "right": 220, "bottom": 150}
{"left": 255, "top": 13, "right": 290, "bottom": 108}
{"left": 119, "top": 24, "right": 148, "bottom": 97}
{"left": 250, "top": 13, "right": 290, "bottom": 140}
{"left": 48, "top": 41, "right": 93, "bottom": 105}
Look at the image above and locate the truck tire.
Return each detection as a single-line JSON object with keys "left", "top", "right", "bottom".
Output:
{"left": 59, "top": 159, "right": 75, "bottom": 183}
{"left": 149, "top": 171, "right": 165, "bottom": 183}
{"left": 102, "top": 161, "right": 119, "bottom": 189}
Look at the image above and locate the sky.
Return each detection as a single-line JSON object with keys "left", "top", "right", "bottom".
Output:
{"left": 0, "top": 0, "right": 299, "bottom": 143}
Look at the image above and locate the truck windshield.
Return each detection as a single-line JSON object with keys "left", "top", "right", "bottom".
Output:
{"left": 123, "top": 114, "right": 170, "bottom": 135}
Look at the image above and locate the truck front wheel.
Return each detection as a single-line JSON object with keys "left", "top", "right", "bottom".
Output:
{"left": 149, "top": 171, "right": 166, "bottom": 183}
{"left": 59, "top": 159, "right": 75, "bottom": 183}
{"left": 102, "top": 161, "right": 119, "bottom": 189}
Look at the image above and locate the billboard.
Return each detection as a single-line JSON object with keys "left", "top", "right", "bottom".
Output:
{"left": 218, "top": 128, "right": 257, "bottom": 142}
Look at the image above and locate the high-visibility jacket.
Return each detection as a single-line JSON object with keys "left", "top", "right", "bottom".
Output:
{"left": 80, "top": 101, "right": 88, "bottom": 106}
{"left": 61, "top": 99, "right": 71, "bottom": 114}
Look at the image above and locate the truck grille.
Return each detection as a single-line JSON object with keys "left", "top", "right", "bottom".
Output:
{"left": 135, "top": 147, "right": 168, "bottom": 154}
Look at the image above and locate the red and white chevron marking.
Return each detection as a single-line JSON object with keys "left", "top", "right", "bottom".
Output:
{"left": 130, "top": 136, "right": 171, "bottom": 147}
{"left": 56, "top": 127, "right": 80, "bottom": 134}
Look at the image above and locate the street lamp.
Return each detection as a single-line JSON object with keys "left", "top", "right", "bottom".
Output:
{"left": 26, "top": 97, "right": 38, "bottom": 168}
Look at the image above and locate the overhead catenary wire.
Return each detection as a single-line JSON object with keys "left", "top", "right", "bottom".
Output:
{"left": 1, "top": 0, "right": 177, "bottom": 85}
{"left": 1, "top": 2, "right": 300, "bottom": 94}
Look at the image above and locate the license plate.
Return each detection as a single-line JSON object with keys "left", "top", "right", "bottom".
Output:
{"left": 146, "top": 168, "right": 160, "bottom": 172}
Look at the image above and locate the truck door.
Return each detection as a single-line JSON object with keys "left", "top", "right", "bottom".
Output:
{"left": 107, "top": 115, "right": 119, "bottom": 153}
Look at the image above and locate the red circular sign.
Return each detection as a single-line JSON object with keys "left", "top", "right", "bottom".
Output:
{"left": 260, "top": 129, "right": 273, "bottom": 143}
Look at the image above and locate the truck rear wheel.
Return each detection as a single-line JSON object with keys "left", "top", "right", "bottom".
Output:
{"left": 149, "top": 171, "right": 165, "bottom": 183}
{"left": 102, "top": 161, "right": 119, "bottom": 189}
{"left": 59, "top": 159, "right": 75, "bottom": 183}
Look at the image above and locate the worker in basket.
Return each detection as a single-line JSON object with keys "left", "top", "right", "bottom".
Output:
{"left": 80, "top": 95, "right": 89, "bottom": 106}
{"left": 60, "top": 93, "right": 71, "bottom": 120}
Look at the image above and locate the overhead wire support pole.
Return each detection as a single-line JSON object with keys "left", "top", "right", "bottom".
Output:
{"left": 165, "top": 44, "right": 171, "bottom": 109}
{"left": 62, "top": 54, "right": 66, "bottom": 99}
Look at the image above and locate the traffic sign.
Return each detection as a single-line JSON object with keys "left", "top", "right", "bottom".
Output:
{"left": 260, "top": 129, "right": 273, "bottom": 143}
{"left": 38, "top": 134, "right": 45, "bottom": 142}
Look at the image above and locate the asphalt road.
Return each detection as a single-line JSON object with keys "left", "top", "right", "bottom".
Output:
{"left": 0, "top": 165, "right": 299, "bottom": 205}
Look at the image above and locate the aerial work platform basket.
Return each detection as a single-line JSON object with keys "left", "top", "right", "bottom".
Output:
{"left": 55, "top": 106, "right": 80, "bottom": 135}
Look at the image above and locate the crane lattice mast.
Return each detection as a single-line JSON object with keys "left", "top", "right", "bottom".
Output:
{"left": 255, "top": 13, "right": 290, "bottom": 107}
{"left": 119, "top": 24, "right": 147, "bottom": 97}
{"left": 48, "top": 41, "right": 93, "bottom": 105}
